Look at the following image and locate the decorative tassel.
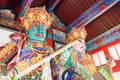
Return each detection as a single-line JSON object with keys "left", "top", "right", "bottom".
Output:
{"left": 41, "top": 61, "right": 52, "bottom": 80}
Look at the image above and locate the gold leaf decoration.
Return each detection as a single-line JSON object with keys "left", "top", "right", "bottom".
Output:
{"left": 21, "top": 6, "right": 54, "bottom": 30}
{"left": 67, "top": 27, "right": 87, "bottom": 42}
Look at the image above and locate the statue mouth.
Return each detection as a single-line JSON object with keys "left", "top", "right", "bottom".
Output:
{"left": 35, "top": 33, "right": 43, "bottom": 38}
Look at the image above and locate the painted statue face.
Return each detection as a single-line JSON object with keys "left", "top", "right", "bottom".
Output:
{"left": 108, "top": 56, "right": 116, "bottom": 67}
{"left": 111, "top": 59, "right": 116, "bottom": 67}
{"left": 73, "top": 39, "right": 86, "bottom": 52}
{"left": 26, "top": 24, "right": 46, "bottom": 42}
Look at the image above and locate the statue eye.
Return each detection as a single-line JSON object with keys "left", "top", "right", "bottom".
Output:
{"left": 51, "top": 60, "right": 55, "bottom": 64}
{"left": 78, "top": 40, "right": 82, "bottom": 42}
